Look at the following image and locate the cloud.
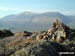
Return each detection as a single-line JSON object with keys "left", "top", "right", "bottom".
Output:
{"left": 0, "top": 7, "right": 22, "bottom": 11}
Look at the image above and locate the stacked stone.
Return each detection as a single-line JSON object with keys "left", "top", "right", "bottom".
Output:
{"left": 36, "top": 32, "right": 50, "bottom": 41}
{"left": 36, "top": 19, "right": 72, "bottom": 43}
{"left": 48, "top": 19, "right": 71, "bottom": 43}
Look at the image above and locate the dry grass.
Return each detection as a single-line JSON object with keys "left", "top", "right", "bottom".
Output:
{"left": 6, "top": 38, "right": 37, "bottom": 48}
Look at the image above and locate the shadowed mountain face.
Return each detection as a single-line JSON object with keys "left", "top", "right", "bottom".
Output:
{"left": 0, "top": 12, "right": 75, "bottom": 32}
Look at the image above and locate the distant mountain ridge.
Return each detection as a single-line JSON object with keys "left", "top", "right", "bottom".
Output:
{"left": 0, "top": 12, "right": 75, "bottom": 32}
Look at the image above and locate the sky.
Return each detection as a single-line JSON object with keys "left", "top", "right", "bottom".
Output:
{"left": 0, "top": 0, "right": 75, "bottom": 18}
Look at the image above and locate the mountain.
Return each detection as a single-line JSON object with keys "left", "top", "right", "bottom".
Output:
{"left": 0, "top": 12, "right": 75, "bottom": 32}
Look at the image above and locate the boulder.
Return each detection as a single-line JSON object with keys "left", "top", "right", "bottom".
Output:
{"left": 0, "top": 29, "right": 14, "bottom": 38}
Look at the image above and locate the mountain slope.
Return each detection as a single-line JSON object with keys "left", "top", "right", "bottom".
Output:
{"left": 0, "top": 12, "right": 75, "bottom": 32}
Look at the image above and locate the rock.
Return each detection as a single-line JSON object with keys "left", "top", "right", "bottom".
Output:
{"left": 0, "top": 29, "right": 14, "bottom": 38}
{"left": 48, "top": 19, "right": 72, "bottom": 43}
{"left": 36, "top": 32, "right": 51, "bottom": 41}
{"left": 11, "top": 41, "right": 66, "bottom": 56}
{"left": 56, "top": 36, "right": 64, "bottom": 43}
{"left": 63, "top": 40, "right": 75, "bottom": 52}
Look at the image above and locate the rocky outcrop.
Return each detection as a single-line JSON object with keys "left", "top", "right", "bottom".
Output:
{"left": 11, "top": 41, "right": 66, "bottom": 56}
{"left": 0, "top": 29, "right": 14, "bottom": 38}
{"left": 0, "top": 19, "right": 75, "bottom": 56}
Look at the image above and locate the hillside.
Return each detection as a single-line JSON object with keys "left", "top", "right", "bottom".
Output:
{"left": 0, "top": 19, "right": 75, "bottom": 56}
{"left": 0, "top": 12, "right": 75, "bottom": 32}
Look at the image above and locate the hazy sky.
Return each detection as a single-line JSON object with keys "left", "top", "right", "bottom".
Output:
{"left": 0, "top": 0, "right": 75, "bottom": 18}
